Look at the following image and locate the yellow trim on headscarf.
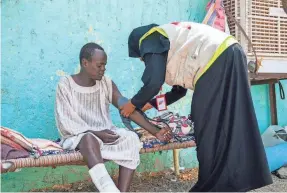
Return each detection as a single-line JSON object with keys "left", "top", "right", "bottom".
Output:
{"left": 194, "top": 36, "right": 238, "bottom": 84}
{"left": 139, "top": 27, "right": 168, "bottom": 47}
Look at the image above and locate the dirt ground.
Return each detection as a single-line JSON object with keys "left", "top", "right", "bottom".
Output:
{"left": 30, "top": 168, "right": 287, "bottom": 192}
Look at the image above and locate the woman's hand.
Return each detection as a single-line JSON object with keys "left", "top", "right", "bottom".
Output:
{"left": 155, "top": 127, "right": 173, "bottom": 142}
{"left": 141, "top": 103, "right": 153, "bottom": 112}
{"left": 120, "top": 100, "right": 136, "bottom": 117}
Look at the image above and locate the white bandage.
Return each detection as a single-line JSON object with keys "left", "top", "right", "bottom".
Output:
{"left": 89, "top": 163, "right": 120, "bottom": 192}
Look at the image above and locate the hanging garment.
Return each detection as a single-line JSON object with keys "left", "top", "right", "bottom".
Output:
{"left": 202, "top": 0, "right": 227, "bottom": 32}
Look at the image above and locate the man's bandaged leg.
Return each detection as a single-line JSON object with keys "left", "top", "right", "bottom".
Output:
{"left": 89, "top": 163, "right": 120, "bottom": 192}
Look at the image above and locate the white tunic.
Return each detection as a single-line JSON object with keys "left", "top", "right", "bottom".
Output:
{"left": 55, "top": 76, "right": 141, "bottom": 169}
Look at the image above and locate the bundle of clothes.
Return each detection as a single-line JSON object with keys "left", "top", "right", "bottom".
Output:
{"left": 1, "top": 112, "right": 196, "bottom": 160}
{"left": 1, "top": 126, "right": 63, "bottom": 160}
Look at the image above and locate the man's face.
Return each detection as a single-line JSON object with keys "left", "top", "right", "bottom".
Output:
{"left": 84, "top": 49, "right": 107, "bottom": 80}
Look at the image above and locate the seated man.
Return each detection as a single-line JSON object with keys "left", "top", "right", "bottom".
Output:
{"left": 55, "top": 43, "right": 172, "bottom": 192}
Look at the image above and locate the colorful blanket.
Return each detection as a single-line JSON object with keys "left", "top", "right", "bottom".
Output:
{"left": 150, "top": 112, "right": 194, "bottom": 136}
{"left": 136, "top": 111, "right": 195, "bottom": 148}
{"left": 137, "top": 128, "right": 195, "bottom": 149}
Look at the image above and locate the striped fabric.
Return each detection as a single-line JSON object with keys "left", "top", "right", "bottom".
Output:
{"left": 55, "top": 76, "right": 141, "bottom": 170}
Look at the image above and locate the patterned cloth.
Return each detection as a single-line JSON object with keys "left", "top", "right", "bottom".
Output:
{"left": 150, "top": 112, "right": 195, "bottom": 136}
{"left": 137, "top": 128, "right": 195, "bottom": 149}
{"left": 202, "top": 0, "right": 227, "bottom": 32}
{"left": 137, "top": 112, "right": 195, "bottom": 149}
{"left": 39, "top": 149, "right": 75, "bottom": 156}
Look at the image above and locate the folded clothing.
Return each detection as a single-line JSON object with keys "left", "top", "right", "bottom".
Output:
{"left": 1, "top": 126, "right": 63, "bottom": 158}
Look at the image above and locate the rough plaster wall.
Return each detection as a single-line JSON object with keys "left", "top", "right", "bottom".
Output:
{"left": 2, "top": 0, "right": 207, "bottom": 139}
{"left": 1, "top": 1, "right": 206, "bottom": 191}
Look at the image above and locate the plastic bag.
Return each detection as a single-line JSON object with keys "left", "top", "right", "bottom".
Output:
{"left": 261, "top": 125, "right": 287, "bottom": 147}
{"left": 265, "top": 143, "right": 287, "bottom": 172}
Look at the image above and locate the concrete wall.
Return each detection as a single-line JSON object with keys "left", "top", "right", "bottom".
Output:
{"left": 1, "top": 0, "right": 287, "bottom": 191}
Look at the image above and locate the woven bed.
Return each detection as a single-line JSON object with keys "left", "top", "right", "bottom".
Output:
{"left": 1, "top": 128, "right": 196, "bottom": 173}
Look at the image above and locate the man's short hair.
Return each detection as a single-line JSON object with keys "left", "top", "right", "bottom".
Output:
{"left": 79, "top": 43, "right": 105, "bottom": 65}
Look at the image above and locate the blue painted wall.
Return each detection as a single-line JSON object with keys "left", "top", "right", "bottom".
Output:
{"left": 2, "top": 1, "right": 207, "bottom": 190}
{"left": 251, "top": 82, "right": 287, "bottom": 133}
{"left": 2, "top": 0, "right": 209, "bottom": 139}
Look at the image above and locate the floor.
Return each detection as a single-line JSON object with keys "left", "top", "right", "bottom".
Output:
{"left": 30, "top": 168, "right": 287, "bottom": 192}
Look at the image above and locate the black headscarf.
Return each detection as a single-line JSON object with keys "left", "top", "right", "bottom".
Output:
{"left": 128, "top": 24, "right": 170, "bottom": 58}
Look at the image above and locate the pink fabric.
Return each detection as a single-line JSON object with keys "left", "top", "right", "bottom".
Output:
{"left": 1, "top": 128, "right": 34, "bottom": 151}
{"left": 1, "top": 127, "right": 63, "bottom": 153}
{"left": 1, "top": 136, "right": 26, "bottom": 150}
{"left": 202, "top": 0, "right": 226, "bottom": 32}
{"left": 30, "top": 138, "right": 63, "bottom": 150}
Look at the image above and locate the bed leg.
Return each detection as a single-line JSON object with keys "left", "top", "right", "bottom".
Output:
{"left": 173, "top": 149, "right": 180, "bottom": 176}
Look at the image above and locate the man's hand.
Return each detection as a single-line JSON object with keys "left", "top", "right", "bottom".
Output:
{"left": 120, "top": 100, "right": 136, "bottom": 117}
{"left": 155, "top": 127, "right": 173, "bottom": 142}
{"left": 93, "top": 129, "right": 119, "bottom": 144}
{"left": 141, "top": 103, "right": 153, "bottom": 112}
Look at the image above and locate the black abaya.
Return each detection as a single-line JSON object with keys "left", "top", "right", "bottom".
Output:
{"left": 189, "top": 44, "right": 273, "bottom": 192}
